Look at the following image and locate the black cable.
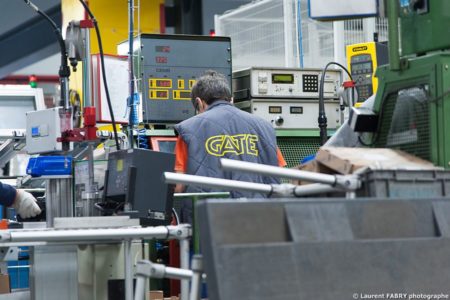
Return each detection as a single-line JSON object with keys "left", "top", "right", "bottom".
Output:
{"left": 23, "top": 1, "right": 66, "bottom": 63}
{"left": 358, "top": 134, "right": 378, "bottom": 147}
{"left": 319, "top": 62, "right": 353, "bottom": 146}
{"left": 23, "top": 0, "right": 70, "bottom": 108}
{"left": 78, "top": 0, "right": 121, "bottom": 151}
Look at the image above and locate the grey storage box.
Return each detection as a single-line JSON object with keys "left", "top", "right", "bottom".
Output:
{"left": 198, "top": 198, "right": 450, "bottom": 300}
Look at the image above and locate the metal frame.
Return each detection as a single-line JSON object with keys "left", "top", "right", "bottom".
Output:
{"left": 0, "top": 224, "right": 192, "bottom": 300}
{"left": 134, "top": 255, "right": 204, "bottom": 300}
{"left": 164, "top": 158, "right": 361, "bottom": 198}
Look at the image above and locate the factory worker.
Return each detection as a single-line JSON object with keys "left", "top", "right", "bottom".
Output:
{"left": 174, "top": 70, "right": 286, "bottom": 222}
{"left": 0, "top": 182, "right": 41, "bottom": 218}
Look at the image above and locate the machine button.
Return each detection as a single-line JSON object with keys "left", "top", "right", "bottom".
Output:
{"left": 258, "top": 83, "right": 268, "bottom": 94}
{"left": 275, "top": 116, "right": 284, "bottom": 126}
{"left": 258, "top": 72, "right": 268, "bottom": 82}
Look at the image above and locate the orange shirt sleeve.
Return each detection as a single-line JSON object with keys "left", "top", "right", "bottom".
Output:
{"left": 174, "top": 136, "right": 188, "bottom": 172}
{"left": 277, "top": 147, "right": 287, "bottom": 167}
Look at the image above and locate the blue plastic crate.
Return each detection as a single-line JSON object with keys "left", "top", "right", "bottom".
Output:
{"left": 8, "top": 260, "right": 29, "bottom": 289}
{"left": 26, "top": 156, "right": 72, "bottom": 177}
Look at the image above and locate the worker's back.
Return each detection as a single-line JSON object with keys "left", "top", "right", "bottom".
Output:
{"left": 175, "top": 100, "right": 280, "bottom": 198}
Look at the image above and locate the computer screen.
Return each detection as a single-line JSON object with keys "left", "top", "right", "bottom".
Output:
{"left": 0, "top": 96, "right": 36, "bottom": 129}
{"left": 0, "top": 86, "right": 45, "bottom": 135}
{"left": 150, "top": 137, "right": 177, "bottom": 153}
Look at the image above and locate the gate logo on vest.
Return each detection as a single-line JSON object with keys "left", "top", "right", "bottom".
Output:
{"left": 205, "top": 134, "right": 259, "bottom": 157}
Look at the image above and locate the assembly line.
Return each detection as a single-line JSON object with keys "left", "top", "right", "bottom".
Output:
{"left": 0, "top": 0, "right": 449, "bottom": 300}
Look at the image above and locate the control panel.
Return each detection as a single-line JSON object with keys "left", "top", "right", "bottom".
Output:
{"left": 119, "top": 34, "right": 232, "bottom": 124}
{"left": 232, "top": 67, "right": 341, "bottom": 101}
{"left": 350, "top": 54, "right": 374, "bottom": 101}
{"left": 26, "top": 107, "right": 72, "bottom": 154}
{"left": 346, "top": 42, "right": 389, "bottom": 103}
{"left": 235, "top": 99, "right": 341, "bottom": 130}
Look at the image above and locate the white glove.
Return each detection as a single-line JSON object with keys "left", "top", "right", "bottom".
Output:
{"left": 13, "top": 190, "right": 41, "bottom": 219}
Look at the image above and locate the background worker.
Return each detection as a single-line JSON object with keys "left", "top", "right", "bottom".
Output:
{"left": 174, "top": 71, "right": 286, "bottom": 221}
{"left": 0, "top": 182, "right": 41, "bottom": 219}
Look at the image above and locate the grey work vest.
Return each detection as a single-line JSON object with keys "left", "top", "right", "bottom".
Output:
{"left": 175, "top": 100, "right": 280, "bottom": 198}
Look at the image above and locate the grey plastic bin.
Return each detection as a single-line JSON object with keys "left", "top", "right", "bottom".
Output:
{"left": 359, "top": 169, "right": 450, "bottom": 198}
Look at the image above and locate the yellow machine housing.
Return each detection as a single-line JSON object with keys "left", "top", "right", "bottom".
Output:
{"left": 61, "top": 0, "right": 164, "bottom": 104}
{"left": 346, "top": 41, "right": 388, "bottom": 103}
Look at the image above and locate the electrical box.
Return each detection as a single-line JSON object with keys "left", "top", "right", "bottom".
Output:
{"left": 400, "top": 0, "right": 450, "bottom": 56}
{"left": 119, "top": 34, "right": 232, "bottom": 124}
{"left": 26, "top": 107, "right": 72, "bottom": 154}
{"left": 104, "top": 148, "right": 175, "bottom": 225}
{"left": 235, "top": 99, "right": 341, "bottom": 130}
{"left": 346, "top": 42, "right": 389, "bottom": 103}
{"left": 232, "top": 67, "right": 342, "bottom": 130}
{"left": 370, "top": 52, "right": 450, "bottom": 168}
{"left": 233, "top": 67, "right": 341, "bottom": 100}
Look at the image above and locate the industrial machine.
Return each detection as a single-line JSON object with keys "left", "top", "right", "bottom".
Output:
{"left": 346, "top": 42, "right": 389, "bottom": 102}
{"left": 26, "top": 107, "right": 73, "bottom": 154}
{"left": 118, "top": 34, "right": 232, "bottom": 124}
{"left": 232, "top": 67, "right": 342, "bottom": 167}
{"left": 104, "top": 148, "right": 175, "bottom": 226}
{"left": 354, "top": 0, "right": 450, "bottom": 169}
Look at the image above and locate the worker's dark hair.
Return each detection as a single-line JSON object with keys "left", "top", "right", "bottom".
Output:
{"left": 191, "top": 70, "right": 232, "bottom": 105}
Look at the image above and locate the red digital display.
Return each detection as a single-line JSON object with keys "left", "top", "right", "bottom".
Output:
{"left": 155, "top": 56, "right": 168, "bottom": 63}
{"left": 156, "top": 91, "right": 168, "bottom": 98}
{"left": 155, "top": 46, "right": 171, "bottom": 53}
{"left": 156, "top": 80, "right": 171, "bottom": 87}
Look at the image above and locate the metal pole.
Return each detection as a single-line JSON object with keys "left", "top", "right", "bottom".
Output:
{"left": 134, "top": 261, "right": 150, "bottom": 300}
{"left": 61, "top": 77, "right": 71, "bottom": 110}
{"left": 163, "top": 266, "right": 193, "bottom": 280}
{"left": 283, "top": 0, "right": 295, "bottom": 67}
{"left": 82, "top": 27, "right": 92, "bottom": 107}
{"left": 135, "top": 260, "right": 195, "bottom": 300}
{"left": 363, "top": 17, "right": 376, "bottom": 43}
{"left": 1, "top": 226, "right": 188, "bottom": 243}
{"left": 134, "top": 274, "right": 146, "bottom": 300}
{"left": 128, "top": 0, "right": 135, "bottom": 148}
{"left": 292, "top": 183, "right": 341, "bottom": 196}
{"left": 189, "top": 255, "right": 203, "bottom": 300}
{"left": 333, "top": 21, "right": 346, "bottom": 66}
{"left": 125, "top": 239, "right": 133, "bottom": 300}
{"left": 45, "top": 177, "right": 73, "bottom": 228}
{"left": 179, "top": 238, "right": 190, "bottom": 300}
{"left": 219, "top": 158, "right": 337, "bottom": 185}
{"left": 164, "top": 172, "right": 273, "bottom": 194}
{"left": 387, "top": 0, "right": 400, "bottom": 70}
{"left": 346, "top": 191, "right": 356, "bottom": 199}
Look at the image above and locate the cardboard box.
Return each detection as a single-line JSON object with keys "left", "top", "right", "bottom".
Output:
{"left": 316, "top": 147, "right": 439, "bottom": 175}
{"left": 0, "top": 274, "right": 10, "bottom": 294}
{"left": 149, "top": 290, "right": 164, "bottom": 300}
{"left": 291, "top": 160, "right": 334, "bottom": 185}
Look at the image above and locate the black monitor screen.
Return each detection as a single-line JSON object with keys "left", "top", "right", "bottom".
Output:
{"left": 158, "top": 141, "right": 176, "bottom": 153}
{"left": 151, "top": 137, "right": 177, "bottom": 153}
